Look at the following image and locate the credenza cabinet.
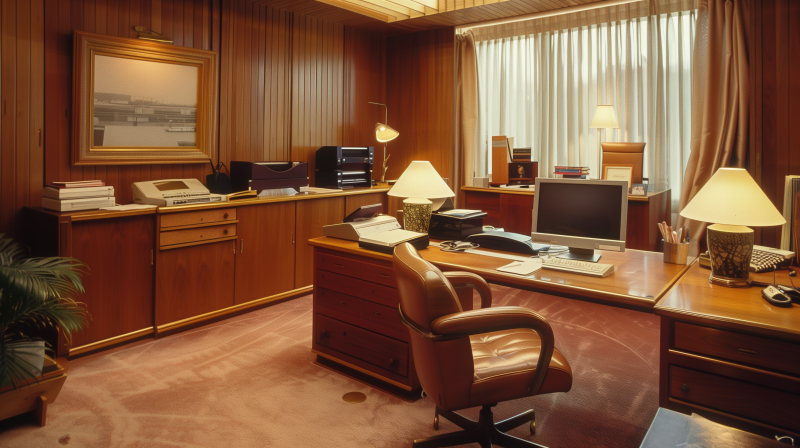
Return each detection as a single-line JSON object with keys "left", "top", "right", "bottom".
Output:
{"left": 23, "top": 188, "right": 388, "bottom": 357}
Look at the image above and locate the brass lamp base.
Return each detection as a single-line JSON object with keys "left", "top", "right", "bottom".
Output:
{"left": 706, "top": 223, "right": 753, "bottom": 288}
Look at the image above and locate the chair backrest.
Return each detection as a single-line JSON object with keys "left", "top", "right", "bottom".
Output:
{"left": 393, "top": 243, "right": 476, "bottom": 410}
{"left": 601, "top": 142, "right": 646, "bottom": 184}
{"left": 393, "top": 243, "right": 462, "bottom": 332}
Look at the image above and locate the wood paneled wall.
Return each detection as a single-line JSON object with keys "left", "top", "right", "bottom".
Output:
{"left": 0, "top": 0, "right": 44, "bottom": 237}
{"left": 385, "top": 27, "right": 454, "bottom": 183}
{"left": 43, "top": 0, "right": 219, "bottom": 206}
{"left": 753, "top": 0, "right": 800, "bottom": 248}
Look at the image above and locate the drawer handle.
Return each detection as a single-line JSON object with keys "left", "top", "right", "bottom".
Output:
{"left": 342, "top": 332, "right": 347, "bottom": 337}
{"left": 379, "top": 273, "right": 389, "bottom": 277}
{"left": 223, "top": 213, "right": 229, "bottom": 219}
{"left": 223, "top": 229, "right": 229, "bottom": 235}
{"left": 389, "top": 358, "right": 397, "bottom": 367}
{"left": 680, "top": 384, "right": 689, "bottom": 393}
{"left": 319, "top": 331, "right": 328, "bottom": 339}
{"left": 334, "top": 263, "right": 344, "bottom": 267}
{"left": 738, "top": 348, "right": 758, "bottom": 356}
{"left": 373, "top": 311, "right": 382, "bottom": 316}
{"left": 339, "top": 301, "right": 348, "bottom": 305}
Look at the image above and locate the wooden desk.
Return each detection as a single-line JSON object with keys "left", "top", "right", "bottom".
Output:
{"left": 461, "top": 186, "right": 672, "bottom": 252}
{"left": 307, "top": 237, "right": 691, "bottom": 395}
{"left": 655, "top": 265, "right": 800, "bottom": 437}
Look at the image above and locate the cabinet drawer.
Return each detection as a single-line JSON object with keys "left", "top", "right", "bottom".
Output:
{"left": 674, "top": 322, "right": 800, "bottom": 376}
{"left": 161, "top": 208, "right": 236, "bottom": 229}
{"left": 316, "top": 270, "right": 399, "bottom": 308}
{"left": 316, "top": 288, "right": 363, "bottom": 319}
{"left": 160, "top": 224, "right": 236, "bottom": 247}
{"left": 669, "top": 365, "right": 800, "bottom": 432}
{"left": 315, "top": 314, "right": 408, "bottom": 377}
{"left": 316, "top": 252, "right": 396, "bottom": 287}
{"left": 363, "top": 301, "right": 405, "bottom": 332}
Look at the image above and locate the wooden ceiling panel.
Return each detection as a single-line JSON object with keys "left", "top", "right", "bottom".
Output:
{"left": 255, "top": 0, "right": 608, "bottom": 34}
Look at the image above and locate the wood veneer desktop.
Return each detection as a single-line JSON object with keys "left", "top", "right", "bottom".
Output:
{"left": 307, "top": 237, "right": 690, "bottom": 396}
{"left": 656, "top": 264, "right": 800, "bottom": 437}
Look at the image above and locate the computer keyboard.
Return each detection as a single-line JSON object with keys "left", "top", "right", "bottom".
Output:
{"left": 541, "top": 257, "right": 615, "bottom": 277}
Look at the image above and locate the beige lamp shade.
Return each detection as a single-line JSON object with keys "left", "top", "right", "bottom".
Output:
{"left": 680, "top": 168, "right": 785, "bottom": 227}
{"left": 375, "top": 123, "right": 399, "bottom": 143}
{"left": 388, "top": 161, "right": 454, "bottom": 199}
{"left": 590, "top": 105, "right": 619, "bottom": 129}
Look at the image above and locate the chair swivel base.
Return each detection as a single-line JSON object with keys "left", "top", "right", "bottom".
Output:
{"left": 413, "top": 404, "right": 545, "bottom": 448}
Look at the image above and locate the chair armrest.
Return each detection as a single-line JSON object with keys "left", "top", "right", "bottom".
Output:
{"left": 431, "top": 307, "right": 554, "bottom": 395}
{"left": 443, "top": 271, "right": 492, "bottom": 309}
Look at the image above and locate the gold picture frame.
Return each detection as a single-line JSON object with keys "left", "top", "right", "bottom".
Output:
{"left": 72, "top": 31, "right": 218, "bottom": 165}
{"left": 602, "top": 165, "right": 633, "bottom": 192}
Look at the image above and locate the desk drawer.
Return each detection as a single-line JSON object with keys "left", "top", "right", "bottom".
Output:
{"left": 316, "top": 270, "right": 399, "bottom": 308}
{"left": 669, "top": 365, "right": 800, "bottom": 432}
{"left": 316, "top": 252, "right": 396, "bottom": 287}
{"left": 315, "top": 314, "right": 408, "bottom": 377}
{"left": 363, "top": 301, "right": 405, "bottom": 332}
{"left": 316, "top": 288, "right": 363, "bottom": 319}
{"left": 160, "top": 224, "right": 236, "bottom": 247}
{"left": 161, "top": 208, "right": 236, "bottom": 229}
{"left": 674, "top": 322, "right": 800, "bottom": 376}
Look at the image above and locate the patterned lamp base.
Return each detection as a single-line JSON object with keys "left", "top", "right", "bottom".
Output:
{"left": 706, "top": 223, "right": 754, "bottom": 287}
{"left": 403, "top": 198, "right": 433, "bottom": 233}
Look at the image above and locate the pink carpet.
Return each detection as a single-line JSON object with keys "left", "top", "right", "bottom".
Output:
{"left": 0, "top": 285, "right": 660, "bottom": 447}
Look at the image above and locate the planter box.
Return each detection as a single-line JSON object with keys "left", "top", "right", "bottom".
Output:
{"left": 0, "top": 357, "right": 67, "bottom": 426}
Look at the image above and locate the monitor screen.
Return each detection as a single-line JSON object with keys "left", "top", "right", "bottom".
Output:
{"left": 534, "top": 180, "right": 625, "bottom": 241}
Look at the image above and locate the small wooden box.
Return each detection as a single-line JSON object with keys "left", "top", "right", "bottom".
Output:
{"left": 508, "top": 161, "right": 538, "bottom": 185}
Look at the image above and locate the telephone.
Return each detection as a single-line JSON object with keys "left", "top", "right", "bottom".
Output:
{"left": 465, "top": 231, "right": 550, "bottom": 255}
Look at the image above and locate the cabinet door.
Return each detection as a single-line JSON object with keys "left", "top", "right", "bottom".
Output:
{"left": 155, "top": 239, "right": 235, "bottom": 326}
{"left": 234, "top": 202, "right": 296, "bottom": 305}
{"left": 71, "top": 216, "right": 155, "bottom": 349}
{"left": 464, "top": 191, "right": 501, "bottom": 228}
{"left": 500, "top": 194, "right": 533, "bottom": 234}
{"left": 295, "top": 197, "right": 344, "bottom": 288}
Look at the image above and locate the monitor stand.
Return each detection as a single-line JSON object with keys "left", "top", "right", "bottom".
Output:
{"left": 558, "top": 247, "right": 602, "bottom": 263}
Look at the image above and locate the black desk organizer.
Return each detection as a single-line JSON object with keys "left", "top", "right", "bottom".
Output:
{"left": 315, "top": 146, "right": 373, "bottom": 189}
{"left": 230, "top": 161, "right": 309, "bottom": 192}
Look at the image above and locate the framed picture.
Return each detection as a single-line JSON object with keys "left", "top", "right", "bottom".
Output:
{"left": 603, "top": 165, "right": 633, "bottom": 191}
{"left": 72, "top": 31, "right": 218, "bottom": 165}
{"left": 630, "top": 183, "right": 647, "bottom": 196}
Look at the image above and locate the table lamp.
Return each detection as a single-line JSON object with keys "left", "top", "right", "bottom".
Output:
{"left": 388, "top": 161, "right": 455, "bottom": 233}
{"left": 369, "top": 102, "right": 399, "bottom": 183}
{"left": 590, "top": 105, "right": 619, "bottom": 171}
{"left": 680, "top": 168, "right": 786, "bottom": 287}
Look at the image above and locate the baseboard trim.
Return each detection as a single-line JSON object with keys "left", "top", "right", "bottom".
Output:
{"left": 69, "top": 327, "right": 154, "bottom": 357}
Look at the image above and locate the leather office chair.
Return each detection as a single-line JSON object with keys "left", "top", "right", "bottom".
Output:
{"left": 393, "top": 243, "right": 573, "bottom": 448}
{"left": 601, "top": 142, "right": 646, "bottom": 184}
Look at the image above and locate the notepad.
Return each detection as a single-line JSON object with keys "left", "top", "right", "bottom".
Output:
{"left": 496, "top": 259, "right": 542, "bottom": 276}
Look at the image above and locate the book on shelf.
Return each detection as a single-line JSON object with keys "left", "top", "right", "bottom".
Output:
{"left": 42, "top": 196, "right": 116, "bottom": 212}
{"left": 491, "top": 136, "right": 512, "bottom": 161}
{"left": 50, "top": 180, "right": 106, "bottom": 188}
{"left": 512, "top": 147, "right": 531, "bottom": 161}
{"left": 558, "top": 174, "right": 588, "bottom": 179}
{"left": 43, "top": 185, "right": 114, "bottom": 200}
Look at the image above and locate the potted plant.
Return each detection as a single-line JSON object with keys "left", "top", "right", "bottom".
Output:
{"left": 0, "top": 233, "right": 89, "bottom": 424}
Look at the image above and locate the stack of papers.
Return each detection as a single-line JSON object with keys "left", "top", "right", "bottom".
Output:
{"left": 496, "top": 259, "right": 542, "bottom": 276}
{"left": 360, "top": 229, "right": 426, "bottom": 247}
{"left": 437, "top": 209, "right": 484, "bottom": 218}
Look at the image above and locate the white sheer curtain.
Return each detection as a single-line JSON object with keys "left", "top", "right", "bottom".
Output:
{"left": 473, "top": 2, "right": 696, "bottom": 207}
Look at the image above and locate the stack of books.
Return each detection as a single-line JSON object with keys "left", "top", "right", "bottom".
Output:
{"left": 42, "top": 180, "right": 115, "bottom": 212}
{"left": 554, "top": 166, "right": 590, "bottom": 179}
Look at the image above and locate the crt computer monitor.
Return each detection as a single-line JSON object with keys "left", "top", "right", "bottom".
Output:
{"left": 531, "top": 178, "right": 628, "bottom": 262}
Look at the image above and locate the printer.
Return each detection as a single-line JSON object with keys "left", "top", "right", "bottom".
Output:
{"left": 132, "top": 179, "right": 225, "bottom": 206}
{"left": 323, "top": 203, "right": 399, "bottom": 241}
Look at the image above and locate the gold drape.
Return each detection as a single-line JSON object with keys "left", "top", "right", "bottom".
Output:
{"left": 454, "top": 30, "right": 478, "bottom": 203}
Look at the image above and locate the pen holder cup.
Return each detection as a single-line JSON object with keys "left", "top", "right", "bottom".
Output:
{"left": 663, "top": 240, "right": 689, "bottom": 265}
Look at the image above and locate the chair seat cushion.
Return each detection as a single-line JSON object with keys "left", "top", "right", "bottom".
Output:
{"left": 469, "top": 329, "right": 572, "bottom": 405}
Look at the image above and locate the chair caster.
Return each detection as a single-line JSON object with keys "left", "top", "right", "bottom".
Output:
{"left": 433, "top": 414, "right": 439, "bottom": 430}
{"left": 530, "top": 420, "right": 535, "bottom": 435}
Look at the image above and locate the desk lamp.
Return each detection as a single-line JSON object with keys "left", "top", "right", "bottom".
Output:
{"left": 680, "top": 168, "right": 785, "bottom": 287}
{"left": 590, "top": 105, "right": 619, "bottom": 173}
{"left": 388, "top": 161, "right": 455, "bottom": 233}
{"left": 368, "top": 102, "right": 399, "bottom": 183}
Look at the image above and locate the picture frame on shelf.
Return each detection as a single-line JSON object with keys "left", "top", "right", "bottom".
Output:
{"left": 603, "top": 165, "right": 633, "bottom": 192}
{"left": 630, "top": 183, "right": 648, "bottom": 196}
{"left": 72, "top": 31, "right": 218, "bottom": 165}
